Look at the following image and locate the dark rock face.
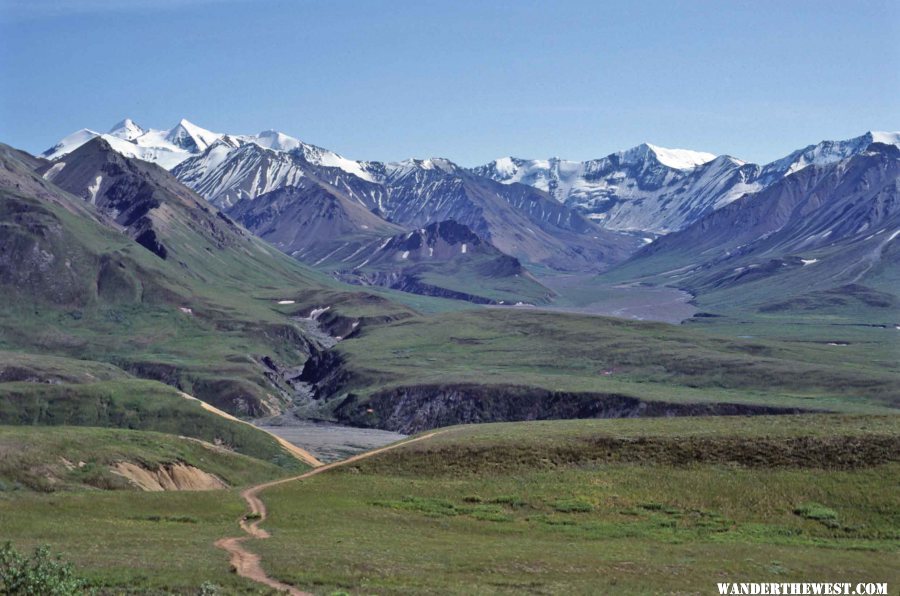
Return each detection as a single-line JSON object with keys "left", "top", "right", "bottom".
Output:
{"left": 333, "top": 383, "right": 811, "bottom": 433}
{"left": 299, "top": 348, "right": 351, "bottom": 400}
{"left": 133, "top": 228, "right": 167, "bottom": 260}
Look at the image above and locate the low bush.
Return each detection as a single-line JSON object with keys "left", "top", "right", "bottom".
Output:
{"left": 0, "top": 542, "right": 89, "bottom": 595}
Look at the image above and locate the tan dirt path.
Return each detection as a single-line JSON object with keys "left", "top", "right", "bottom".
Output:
{"left": 215, "top": 431, "right": 444, "bottom": 594}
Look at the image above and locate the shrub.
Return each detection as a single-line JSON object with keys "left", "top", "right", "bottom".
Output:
{"left": 198, "top": 581, "right": 221, "bottom": 595}
{"left": 488, "top": 495, "right": 528, "bottom": 508}
{"left": 552, "top": 498, "right": 594, "bottom": 513}
{"left": 793, "top": 503, "right": 838, "bottom": 522}
{"left": 0, "top": 542, "right": 89, "bottom": 595}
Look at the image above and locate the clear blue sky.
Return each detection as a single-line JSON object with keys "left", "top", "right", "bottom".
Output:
{"left": 1, "top": 0, "right": 897, "bottom": 165}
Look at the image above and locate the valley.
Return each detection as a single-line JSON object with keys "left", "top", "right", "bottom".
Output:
{"left": 0, "top": 119, "right": 897, "bottom": 594}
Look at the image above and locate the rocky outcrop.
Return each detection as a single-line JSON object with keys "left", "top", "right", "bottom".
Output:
{"left": 110, "top": 461, "right": 227, "bottom": 491}
{"left": 334, "top": 383, "right": 812, "bottom": 433}
{"left": 344, "top": 270, "right": 498, "bottom": 304}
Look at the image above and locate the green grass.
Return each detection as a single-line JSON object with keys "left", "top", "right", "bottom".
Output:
{"left": 0, "top": 415, "right": 895, "bottom": 594}
{"left": 0, "top": 425, "right": 287, "bottom": 492}
{"left": 410, "top": 256, "right": 553, "bottom": 305}
{"left": 0, "top": 489, "right": 262, "bottom": 593}
{"left": 357, "top": 415, "right": 900, "bottom": 474}
{"left": 326, "top": 309, "right": 899, "bottom": 415}
{"left": 250, "top": 415, "right": 900, "bottom": 594}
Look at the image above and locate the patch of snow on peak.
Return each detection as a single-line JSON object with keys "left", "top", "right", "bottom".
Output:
{"left": 42, "top": 129, "right": 100, "bottom": 159}
{"left": 644, "top": 144, "right": 717, "bottom": 170}
{"left": 868, "top": 131, "right": 900, "bottom": 146}
{"left": 492, "top": 157, "right": 518, "bottom": 177}
{"left": 41, "top": 162, "right": 66, "bottom": 180}
{"left": 250, "top": 130, "right": 302, "bottom": 152}
{"left": 296, "top": 143, "right": 376, "bottom": 182}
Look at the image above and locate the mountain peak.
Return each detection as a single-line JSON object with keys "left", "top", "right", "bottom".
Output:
{"left": 108, "top": 118, "right": 144, "bottom": 141}
{"left": 251, "top": 129, "right": 302, "bottom": 152}
{"left": 165, "top": 119, "right": 220, "bottom": 153}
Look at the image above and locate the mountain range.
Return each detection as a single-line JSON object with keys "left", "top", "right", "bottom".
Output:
{"left": 475, "top": 131, "right": 900, "bottom": 234}
{"left": 605, "top": 142, "right": 900, "bottom": 314}
{"left": 37, "top": 119, "right": 900, "bottom": 312}
{"left": 44, "top": 120, "right": 899, "bottom": 237}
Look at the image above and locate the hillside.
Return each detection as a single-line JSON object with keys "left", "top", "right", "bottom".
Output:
{"left": 0, "top": 141, "right": 413, "bottom": 416}
{"left": 298, "top": 309, "right": 899, "bottom": 432}
{"left": 327, "top": 220, "right": 555, "bottom": 305}
{"left": 0, "top": 426, "right": 288, "bottom": 492}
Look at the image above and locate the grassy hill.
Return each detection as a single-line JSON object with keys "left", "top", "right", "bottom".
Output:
{"left": 305, "top": 309, "right": 899, "bottom": 430}
{"left": 0, "top": 425, "right": 287, "bottom": 492}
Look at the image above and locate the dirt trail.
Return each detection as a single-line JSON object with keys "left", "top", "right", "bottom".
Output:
{"left": 178, "top": 391, "right": 324, "bottom": 467}
{"left": 215, "top": 431, "right": 443, "bottom": 594}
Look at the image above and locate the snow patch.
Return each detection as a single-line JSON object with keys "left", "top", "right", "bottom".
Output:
{"left": 801, "top": 259, "right": 819, "bottom": 265}
{"left": 306, "top": 306, "right": 330, "bottom": 320}
{"left": 42, "top": 161, "right": 66, "bottom": 180}
{"left": 644, "top": 144, "right": 717, "bottom": 170}
{"left": 277, "top": 300, "right": 295, "bottom": 305}
{"left": 461, "top": 243, "right": 467, "bottom": 254}
{"left": 86, "top": 175, "right": 102, "bottom": 204}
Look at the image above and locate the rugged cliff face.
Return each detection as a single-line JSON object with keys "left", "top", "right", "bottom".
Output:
{"left": 331, "top": 384, "right": 811, "bottom": 433}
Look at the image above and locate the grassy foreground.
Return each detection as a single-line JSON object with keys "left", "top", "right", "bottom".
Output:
{"left": 0, "top": 425, "right": 296, "bottom": 593}
{"left": 0, "top": 415, "right": 896, "bottom": 593}
{"left": 253, "top": 415, "right": 899, "bottom": 594}
{"left": 0, "top": 489, "right": 263, "bottom": 593}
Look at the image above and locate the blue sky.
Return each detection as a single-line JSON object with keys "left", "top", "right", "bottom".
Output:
{"left": 1, "top": 0, "right": 897, "bottom": 165}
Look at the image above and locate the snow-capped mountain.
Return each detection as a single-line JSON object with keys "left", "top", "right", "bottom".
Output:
{"left": 614, "top": 142, "right": 900, "bottom": 305}
{"left": 759, "top": 131, "right": 900, "bottom": 179}
{"left": 174, "top": 140, "right": 309, "bottom": 207}
{"left": 42, "top": 118, "right": 223, "bottom": 170}
{"left": 42, "top": 118, "right": 374, "bottom": 181}
{"left": 168, "top": 133, "right": 642, "bottom": 271}
{"left": 474, "top": 144, "right": 729, "bottom": 233}
{"left": 474, "top": 132, "right": 900, "bottom": 234}
{"left": 41, "top": 119, "right": 899, "bottom": 273}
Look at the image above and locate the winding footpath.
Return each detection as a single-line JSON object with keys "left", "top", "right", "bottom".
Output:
{"left": 215, "top": 431, "right": 444, "bottom": 595}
